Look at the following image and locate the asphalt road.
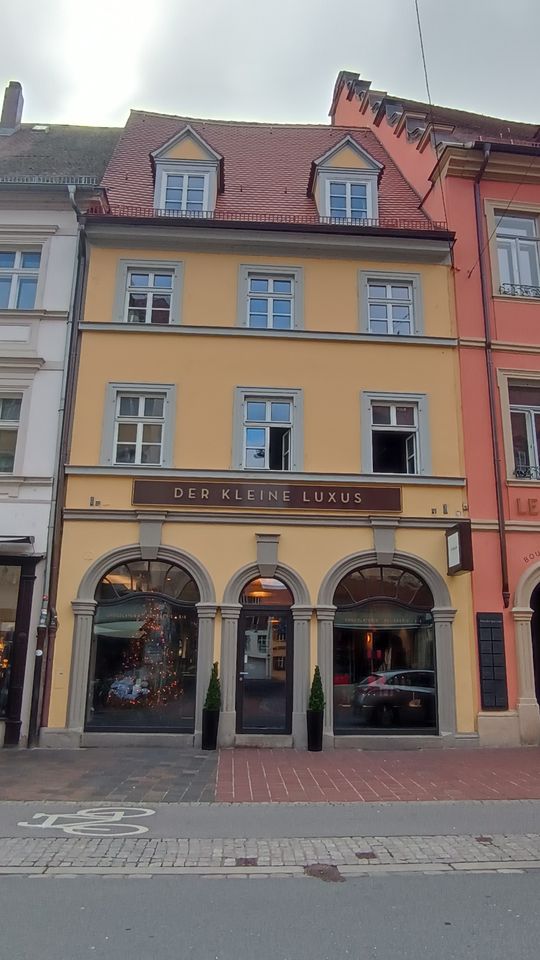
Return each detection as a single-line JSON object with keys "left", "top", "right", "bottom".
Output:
{"left": 4, "top": 872, "right": 539, "bottom": 960}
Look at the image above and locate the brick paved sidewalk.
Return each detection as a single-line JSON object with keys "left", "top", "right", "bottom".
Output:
{"left": 2, "top": 832, "right": 540, "bottom": 877}
{"left": 217, "top": 747, "right": 540, "bottom": 802}
{"left": 1, "top": 745, "right": 540, "bottom": 804}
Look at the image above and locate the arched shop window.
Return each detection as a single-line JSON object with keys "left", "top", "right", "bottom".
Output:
{"left": 86, "top": 560, "right": 200, "bottom": 732}
{"left": 333, "top": 565, "right": 437, "bottom": 734}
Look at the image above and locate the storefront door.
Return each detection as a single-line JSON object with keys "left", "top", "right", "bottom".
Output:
{"left": 236, "top": 608, "right": 293, "bottom": 734}
{"left": 531, "top": 584, "right": 540, "bottom": 705}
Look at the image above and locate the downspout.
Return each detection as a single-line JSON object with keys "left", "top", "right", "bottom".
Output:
{"left": 28, "top": 185, "right": 88, "bottom": 743}
{"left": 473, "top": 144, "right": 510, "bottom": 607}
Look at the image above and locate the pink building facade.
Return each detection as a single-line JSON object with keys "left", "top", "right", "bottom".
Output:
{"left": 332, "top": 72, "right": 540, "bottom": 746}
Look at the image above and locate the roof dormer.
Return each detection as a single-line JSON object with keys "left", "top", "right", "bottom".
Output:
{"left": 308, "top": 135, "right": 383, "bottom": 222}
{"left": 151, "top": 125, "right": 223, "bottom": 214}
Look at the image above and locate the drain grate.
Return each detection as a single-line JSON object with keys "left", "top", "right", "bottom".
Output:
{"left": 356, "top": 851, "right": 378, "bottom": 860}
{"left": 476, "top": 836, "right": 494, "bottom": 845}
{"left": 235, "top": 857, "right": 258, "bottom": 867}
{"left": 304, "top": 863, "right": 345, "bottom": 883}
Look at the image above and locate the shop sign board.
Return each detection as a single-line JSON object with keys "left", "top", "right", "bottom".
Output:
{"left": 446, "top": 521, "right": 473, "bottom": 575}
{"left": 132, "top": 479, "right": 402, "bottom": 513}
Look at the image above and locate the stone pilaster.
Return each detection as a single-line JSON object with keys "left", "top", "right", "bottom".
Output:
{"left": 67, "top": 599, "right": 97, "bottom": 731}
{"left": 193, "top": 603, "right": 217, "bottom": 747}
{"left": 291, "top": 605, "right": 312, "bottom": 748}
{"left": 219, "top": 603, "right": 241, "bottom": 746}
{"left": 513, "top": 606, "right": 540, "bottom": 744}
{"left": 431, "top": 607, "right": 457, "bottom": 736}
{"left": 316, "top": 605, "right": 336, "bottom": 748}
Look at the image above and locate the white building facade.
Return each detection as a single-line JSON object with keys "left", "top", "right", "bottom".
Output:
{"left": 0, "top": 81, "right": 118, "bottom": 744}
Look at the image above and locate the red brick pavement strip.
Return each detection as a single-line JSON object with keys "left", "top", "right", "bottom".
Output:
{"left": 216, "top": 747, "right": 540, "bottom": 803}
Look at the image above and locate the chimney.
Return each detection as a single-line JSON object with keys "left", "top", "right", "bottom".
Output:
{"left": 0, "top": 81, "right": 24, "bottom": 136}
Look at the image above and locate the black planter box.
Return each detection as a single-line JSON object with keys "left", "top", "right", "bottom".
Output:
{"left": 201, "top": 708, "right": 219, "bottom": 750}
{"left": 307, "top": 709, "right": 324, "bottom": 751}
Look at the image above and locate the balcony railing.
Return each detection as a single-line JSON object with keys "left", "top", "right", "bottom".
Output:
{"left": 86, "top": 204, "right": 449, "bottom": 233}
{"left": 514, "top": 466, "right": 540, "bottom": 480}
{"left": 500, "top": 282, "right": 540, "bottom": 298}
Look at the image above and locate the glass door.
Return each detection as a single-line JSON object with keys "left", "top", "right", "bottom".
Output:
{"left": 236, "top": 608, "right": 293, "bottom": 734}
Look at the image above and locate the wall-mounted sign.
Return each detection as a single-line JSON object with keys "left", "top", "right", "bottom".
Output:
{"left": 446, "top": 521, "right": 473, "bottom": 575}
{"left": 132, "top": 479, "right": 402, "bottom": 513}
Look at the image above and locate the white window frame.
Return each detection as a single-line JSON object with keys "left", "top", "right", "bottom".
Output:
{"left": 361, "top": 391, "right": 431, "bottom": 476}
{"left": 237, "top": 265, "right": 304, "bottom": 330}
{"left": 0, "top": 250, "right": 41, "bottom": 311}
{"left": 232, "top": 387, "right": 303, "bottom": 471}
{"left": 358, "top": 270, "right": 423, "bottom": 335}
{"left": 113, "top": 260, "right": 183, "bottom": 325}
{"left": 508, "top": 383, "right": 540, "bottom": 479}
{"left": 100, "top": 382, "right": 176, "bottom": 468}
{"left": 319, "top": 169, "right": 378, "bottom": 221}
{"left": 0, "top": 394, "right": 23, "bottom": 474}
{"left": 153, "top": 162, "right": 214, "bottom": 214}
{"left": 496, "top": 212, "right": 540, "bottom": 296}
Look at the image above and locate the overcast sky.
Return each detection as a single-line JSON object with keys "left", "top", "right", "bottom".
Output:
{"left": 1, "top": 0, "right": 539, "bottom": 128}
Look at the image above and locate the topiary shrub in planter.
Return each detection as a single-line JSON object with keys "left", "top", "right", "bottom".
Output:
{"left": 201, "top": 662, "right": 221, "bottom": 750}
{"left": 307, "top": 665, "right": 325, "bottom": 752}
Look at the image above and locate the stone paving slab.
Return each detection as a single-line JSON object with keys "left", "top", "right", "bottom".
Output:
{"left": 2, "top": 832, "right": 540, "bottom": 875}
{"left": 0, "top": 748, "right": 218, "bottom": 802}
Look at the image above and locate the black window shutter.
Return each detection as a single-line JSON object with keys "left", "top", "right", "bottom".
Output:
{"left": 476, "top": 613, "right": 509, "bottom": 710}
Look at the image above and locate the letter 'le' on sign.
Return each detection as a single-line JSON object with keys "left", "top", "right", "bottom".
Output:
{"left": 133, "top": 479, "right": 402, "bottom": 512}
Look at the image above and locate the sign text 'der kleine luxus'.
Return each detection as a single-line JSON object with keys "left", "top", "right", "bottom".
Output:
{"left": 132, "top": 479, "right": 402, "bottom": 512}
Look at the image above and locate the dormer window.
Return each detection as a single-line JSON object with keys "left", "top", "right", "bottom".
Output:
{"left": 308, "top": 135, "right": 382, "bottom": 224}
{"left": 151, "top": 125, "right": 222, "bottom": 216}
{"left": 162, "top": 172, "right": 207, "bottom": 212}
{"left": 328, "top": 180, "right": 368, "bottom": 220}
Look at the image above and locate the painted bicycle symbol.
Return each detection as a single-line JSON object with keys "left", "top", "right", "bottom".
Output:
{"left": 18, "top": 806, "right": 156, "bottom": 837}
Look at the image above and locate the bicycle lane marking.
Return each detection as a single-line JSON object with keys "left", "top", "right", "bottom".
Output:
{"left": 17, "top": 806, "right": 156, "bottom": 837}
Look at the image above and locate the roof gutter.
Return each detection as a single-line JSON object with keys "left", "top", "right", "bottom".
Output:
{"left": 84, "top": 212, "right": 454, "bottom": 244}
{"left": 472, "top": 143, "right": 510, "bottom": 608}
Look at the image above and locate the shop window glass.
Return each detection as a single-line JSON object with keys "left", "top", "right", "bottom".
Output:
{"left": 87, "top": 560, "right": 199, "bottom": 732}
{"left": 0, "top": 564, "right": 21, "bottom": 716}
{"left": 333, "top": 565, "right": 436, "bottom": 734}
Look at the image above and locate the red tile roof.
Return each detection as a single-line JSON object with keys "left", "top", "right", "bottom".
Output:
{"left": 101, "top": 111, "right": 437, "bottom": 228}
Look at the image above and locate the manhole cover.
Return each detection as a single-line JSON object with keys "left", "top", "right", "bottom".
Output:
{"left": 476, "top": 836, "right": 494, "bottom": 845}
{"left": 304, "top": 863, "right": 345, "bottom": 883}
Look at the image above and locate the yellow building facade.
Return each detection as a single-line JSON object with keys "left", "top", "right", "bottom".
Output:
{"left": 42, "top": 116, "right": 477, "bottom": 749}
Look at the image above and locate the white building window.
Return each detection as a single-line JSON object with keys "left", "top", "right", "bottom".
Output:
{"left": 247, "top": 274, "right": 294, "bottom": 329}
{"left": 244, "top": 397, "right": 292, "bottom": 470}
{"left": 233, "top": 388, "right": 303, "bottom": 471}
{"left": 114, "top": 393, "right": 166, "bottom": 465}
{"left": 125, "top": 268, "right": 174, "bottom": 325}
{"left": 161, "top": 172, "right": 208, "bottom": 213}
{"left": 509, "top": 382, "right": 540, "bottom": 479}
{"left": 362, "top": 392, "right": 431, "bottom": 476}
{"left": 238, "top": 265, "right": 303, "bottom": 330}
{"left": 371, "top": 402, "right": 418, "bottom": 474}
{"left": 0, "top": 251, "right": 41, "bottom": 310}
{"left": 366, "top": 280, "right": 414, "bottom": 335}
{"left": 329, "top": 181, "right": 368, "bottom": 220}
{"left": 0, "top": 396, "right": 22, "bottom": 472}
{"left": 496, "top": 214, "right": 540, "bottom": 296}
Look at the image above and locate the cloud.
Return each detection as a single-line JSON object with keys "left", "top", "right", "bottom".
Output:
{"left": 0, "top": 0, "right": 538, "bottom": 127}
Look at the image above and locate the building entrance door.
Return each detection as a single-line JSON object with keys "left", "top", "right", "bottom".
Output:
{"left": 236, "top": 607, "right": 293, "bottom": 734}
{"left": 530, "top": 584, "right": 540, "bottom": 705}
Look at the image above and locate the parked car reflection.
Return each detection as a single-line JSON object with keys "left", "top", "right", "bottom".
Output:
{"left": 351, "top": 669, "right": 436, "bottom": 727}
